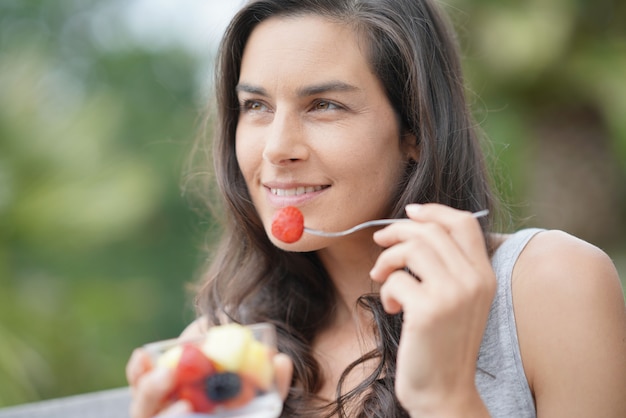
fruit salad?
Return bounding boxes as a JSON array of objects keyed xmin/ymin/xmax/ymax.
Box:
[
  {"xmin": 144, "ymin": 323, "xmax": 282, "ymax": 417},
  {"xmin": 271, "ymin": 206, "xmax": 304, "ymax": 243}
]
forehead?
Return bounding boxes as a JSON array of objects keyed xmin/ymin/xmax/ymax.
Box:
[{"xmin": 239, "ymin": 14, "xmax": 375, "ymax": 87}]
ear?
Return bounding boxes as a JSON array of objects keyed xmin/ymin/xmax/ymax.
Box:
[{"xmin": 401, "ymin": 130, "xmax": 420, "ymax": 162}]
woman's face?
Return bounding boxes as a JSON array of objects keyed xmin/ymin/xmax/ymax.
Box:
[{"xmin": 235, "ymin": 15, "xmax": 413, "ymax": 249}]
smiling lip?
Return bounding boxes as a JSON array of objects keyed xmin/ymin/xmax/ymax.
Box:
[
  {"xmin": 270, "ymin": 185, "xmax": 326, "ymax": 196},
  {"xmin": 264, "ymin": 183, "xmax": 329, "ymax": 206}
]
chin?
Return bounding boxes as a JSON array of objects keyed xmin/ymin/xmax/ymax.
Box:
[{"xmin": 268, "ymin": 235, "xmax": 324, "ymax": 253}]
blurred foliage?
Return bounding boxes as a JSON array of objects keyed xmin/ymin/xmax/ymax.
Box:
[
  {"xmin": 0, "ymin": 0, "xmax": 624, "ymax": 408},
  {"xmin": 0, "ymin": 0, "xmax": 205, "ymax": 405},
  {"xmin": 447, "ymin": 0, "xmax": 626, "ymax": 260}
]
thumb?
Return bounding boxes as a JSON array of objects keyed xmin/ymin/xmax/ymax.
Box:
[
  {"xmin": 126, "ymin": 348, "xmax": 153, "ymax": 387},
  {"xmin": 273, "ymin": 352, "xmax": 293, "ymax": 401}
]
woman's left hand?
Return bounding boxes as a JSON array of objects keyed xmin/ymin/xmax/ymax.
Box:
[{"xmin": 369, "ymin": 203, "xmax": 495, "ymax": 416}]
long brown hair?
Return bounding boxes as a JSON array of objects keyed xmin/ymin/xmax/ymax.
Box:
[{"xmin": 191, "ymin": 0, "xmax": 497, "ymax": 416}]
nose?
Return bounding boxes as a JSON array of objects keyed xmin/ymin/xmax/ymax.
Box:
[{"xmin": 262, "ymin": 109, "xmax": 309, "ymax": 166}]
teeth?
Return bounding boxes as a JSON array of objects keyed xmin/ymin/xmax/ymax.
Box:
[{"xmin": 270, "ymin": 185, "xmax": 324, "ymax": 196}]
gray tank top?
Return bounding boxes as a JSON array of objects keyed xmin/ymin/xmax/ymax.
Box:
[{"xmin": 475, "ymin": 228, "xmax": 543, "ymax": 417}]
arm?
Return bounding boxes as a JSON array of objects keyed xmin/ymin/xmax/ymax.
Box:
[{"xmin": 513, "ymin": 230, "xmax": 626, "ymax": 417}]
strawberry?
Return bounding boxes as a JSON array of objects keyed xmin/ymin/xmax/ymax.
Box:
[
  {"xmin": 175, "ymin": 343, "xmax": 215, "ymax": 386},
  {"xmin": 271, "ymin": 206, "xmax": 304, "ymax": 243}
]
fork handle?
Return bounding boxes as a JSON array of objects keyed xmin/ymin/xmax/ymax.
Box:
[{"xmin": 303, "ymin": 209, "xmax": 489, "ymax": 238}]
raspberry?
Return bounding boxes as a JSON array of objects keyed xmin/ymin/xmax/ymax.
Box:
[
  {"xmin": 205, "ymin": 372, "xmax": 242, "ymax": 402},
  {"xmin": 271, "ymin": 206, "xmax": 304, "ymax": 243}
]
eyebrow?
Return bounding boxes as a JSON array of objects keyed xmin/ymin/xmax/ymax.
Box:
[{"xmin": 235, "ymin": 81, "xmax": 360, "ymax": 97}]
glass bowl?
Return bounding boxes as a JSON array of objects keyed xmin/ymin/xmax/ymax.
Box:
[{"xmin": 143, "ymin": 322, "xmax": 282, "ymax": 418}]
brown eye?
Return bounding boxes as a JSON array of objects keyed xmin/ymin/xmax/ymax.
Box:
[
  {"xmin": 313, "ymin": 100, "xmax": 339, "ymax": 111},
  {"xmin": 316, "ymin": 101, "xmax": 330, "ymax": 110},
  {"xmin": 240, "ymin": 100, "xmax": 268, "ymax": 112}
]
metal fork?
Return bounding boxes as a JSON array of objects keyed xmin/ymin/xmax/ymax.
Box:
[{"xmin": 303, "ymin": 209, "xmax": 489, "ymax": 238}]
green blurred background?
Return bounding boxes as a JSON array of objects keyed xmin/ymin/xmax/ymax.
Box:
[{"xmin": 0, "ymin": 0, "xmax": 624, "ymax": 407}]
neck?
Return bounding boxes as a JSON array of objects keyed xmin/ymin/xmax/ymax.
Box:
[{"xmin": 317, "ymin": 234, "xmax": 382, "ymax": 327}]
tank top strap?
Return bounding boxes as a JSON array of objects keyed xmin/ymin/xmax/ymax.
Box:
[{"xmin": 475, "ymin": 228, "xmax": 545, "ymax": 417}]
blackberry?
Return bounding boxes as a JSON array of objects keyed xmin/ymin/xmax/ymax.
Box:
[{"xmin": 205, "ymin": 372, "xmax": 242, "ymax": 402}]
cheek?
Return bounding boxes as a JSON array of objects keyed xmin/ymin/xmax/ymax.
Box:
[
  {"xmin": 339, "ymin": 150, "xmax": 403, "ymax": 198},
  {"xmin": 350, "ymin": 145, "xmax": 406, "ymax": 205},
  {"xmin": 349, "ymin": 138, "xmax": 404, "ymax": 178},
  {"xmin": 235, "ymin": 133, "xmax": 257, "ymax": 183}
]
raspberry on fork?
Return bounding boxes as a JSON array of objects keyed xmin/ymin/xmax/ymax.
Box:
[{"xmin": 271, "ymin": 206, "xmax": 304, "ymax": 243}]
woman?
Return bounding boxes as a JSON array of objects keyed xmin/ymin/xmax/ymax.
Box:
[{"xmin": 127, "ymin": 0, "xmax": 626, "ymax": 416}]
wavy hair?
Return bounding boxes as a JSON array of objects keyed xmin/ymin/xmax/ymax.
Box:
[{"xmin": 191, "ymin": 0, "xmax": 497, "ymax": 416}]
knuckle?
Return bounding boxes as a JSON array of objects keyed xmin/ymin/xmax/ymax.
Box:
[
  {"xmin": 384, "ymin": 269, "xmax": 406, "ymax": 287},
  {"xmin": 422, "ymin": 221, "xmax": 443, "ymax": 236},
  {"xmin": 404, "ymin": 240, "xmax": 422, "ymax": 257},
  {"xmin": 454, "ymin": 212, "xmax": 473, "ymax": 228},
  {"xmin": 378, "ymin": 247, "xmax": 397, "ymax": 265}
]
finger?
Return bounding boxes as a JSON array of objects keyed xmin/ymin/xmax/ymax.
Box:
[
  {"xmin": 370, "ymin": 218, "xmax": 474, "ymax": 287},
  {"xmin": 127, "ymin": 348, "xmax": 154, "ymax": 387},
  {"xmin": 404, "ymin": 204, "xmax": 496, "ymax": 295},
  {"xmin": 130, "ymin": 367, "xmax": 175, "ymax": 418},
  {"xmin": 370, "ymin": 239, "xmax": 451, "ymax": 286},
  {"xmin": 372, "ymin": 221, "xmax": 472, "ymax": 280},
  {"xmin": 273, "ymin": 352, "xmax": 293, "ymax": 401},
  {"xmin": 405, "ymin": 203, "xmax": 488, "ymax": 260},
  {"xmin": 379, "ymin": 269, "xmax": 424, "ymax": 314}
]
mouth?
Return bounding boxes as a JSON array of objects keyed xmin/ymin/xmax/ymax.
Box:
[{"xmin": 269, "ymin": 185, "xmax": 328, "ymax": 197}]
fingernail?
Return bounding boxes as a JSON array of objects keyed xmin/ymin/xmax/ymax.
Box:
[
  {"xmin": 369, "ymin": 266, "xmax": 378, "ymax": 278},
  {"xmin": 405, "ymin": 204, "xmax": 421, "ymax": 216}
]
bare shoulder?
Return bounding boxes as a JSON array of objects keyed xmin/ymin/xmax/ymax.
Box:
[
  {"xmin": 512, "ymin": 229, "xmax": 622, "ymax": 288},
  {"xmin": 512, "ymin": 229, "xmax": 624, "ymax": 309},
  {"xmin": 511, "ymin": 229, "xmax": 626, "ymax": 417}
]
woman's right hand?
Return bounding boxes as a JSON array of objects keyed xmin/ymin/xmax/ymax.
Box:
[{"xmin": 126, "ymin": 346, "xmax": 294, "ymax": 418}]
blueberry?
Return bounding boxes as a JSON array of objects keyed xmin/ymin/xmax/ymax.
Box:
[{"xmin": 205, "ymin": 372, "xmax": 242, "ymax": 402}]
